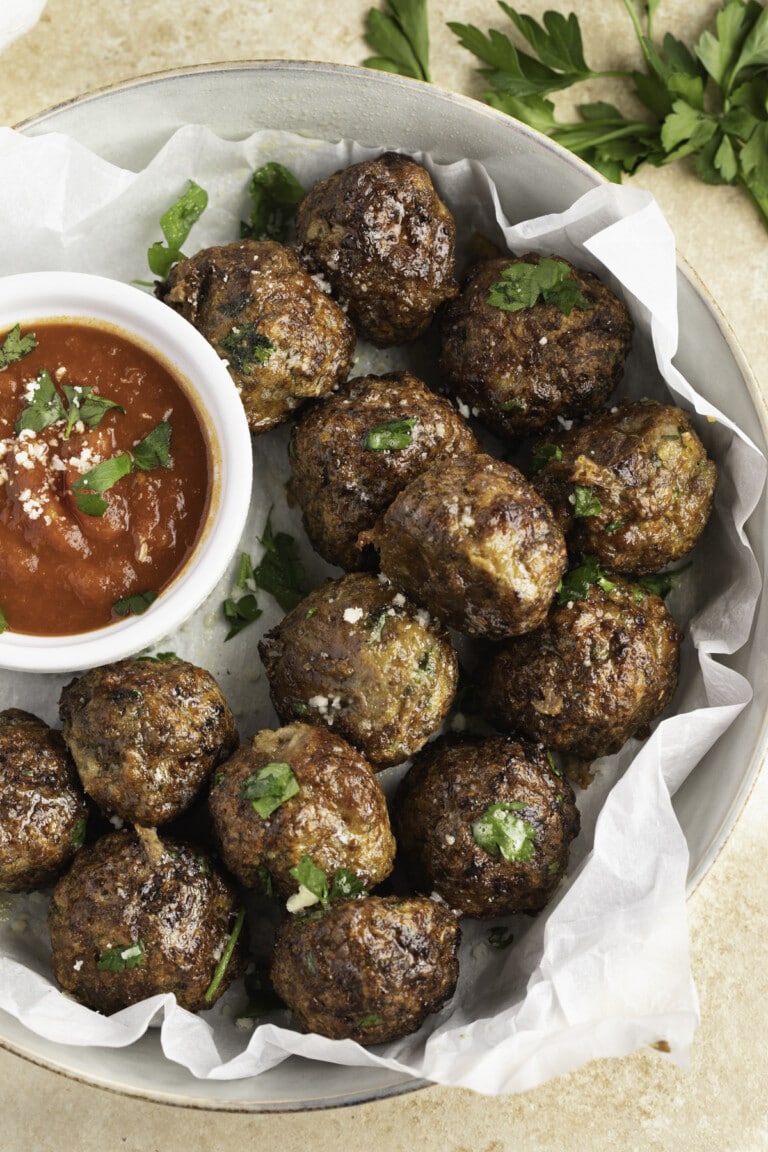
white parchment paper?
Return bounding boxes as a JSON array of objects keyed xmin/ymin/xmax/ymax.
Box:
[{"xmin": 0, "ymin": 124, "xmax": 765, "ymax": 1095}]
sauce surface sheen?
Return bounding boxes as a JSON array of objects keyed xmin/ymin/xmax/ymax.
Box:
[{"xmin": 0, "ymin": 321, "xmax": 211, "ymax": 636}]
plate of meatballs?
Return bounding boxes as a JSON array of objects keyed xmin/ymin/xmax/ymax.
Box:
[{"xmin": 1, "ymin": 66, "xmax": 765, "ymax": 1107}]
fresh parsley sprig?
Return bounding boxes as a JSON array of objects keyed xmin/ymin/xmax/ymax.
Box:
[
  {"xmin": 448, "ymin": 0, "xmax": 768, "ymax": 230},
  {"xmin": 241, "ymin": 162, "xmax": 305, "ymax": 242},
  {"xmin": 363, "ymin": 0, "xmax": 432, "ymax": 81},
  {"xmin": 0, "ymin": 324, "xmax": 37, "ymax": 368},
  {"xmin": 288, "ymin": 855, "xmax": 366, "ymax": 910},
  {"xmin": 147, "ymin": 180, "xmax": 208, "ymax": 279},
  {"xmin": 71, "ymin": 420, "xmax": 172, "ymax": 517}
]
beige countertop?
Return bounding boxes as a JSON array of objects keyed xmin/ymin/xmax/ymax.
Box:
[{"xmin": 1, "ymin": 1, "xmax": 767, "ymax": 1148}]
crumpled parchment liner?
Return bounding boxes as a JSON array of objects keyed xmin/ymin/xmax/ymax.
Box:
[{"xmin": 0, "ymin": 124, "xmax": 765, "ymax": 1095}]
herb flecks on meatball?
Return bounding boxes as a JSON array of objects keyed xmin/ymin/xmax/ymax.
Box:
[
  {"xmin": 258, "ymin": 571, "xmax": 458, "ymax": 769},
  {"xmin": 270, "ymin": 895, "xmax": 461, "ymax": 1043},
  {"xmin": 366, "ymin": 452, "xmax": 568, "ymax": 639},
  {"xmin": 288, "ymin": 371, "xmax": 479, "ymax": 570},
  {"xmin": 484, "ymin": 571, "xmax": 681, "ymax": 760},
  {"xmin": 0, "ymin": 710, "xmax": 88, "ymax": 893},
  {"xmin": 209, "ymin": 722, "xmax": 395, "ymax": 897},
  {"xmin": 296, "ymin": 152, "xmax": 458, "ymax": 345},
  {"xmin": 48, "ymin": 830, "xmax": 244, "ymax": 1014},
  {"xmin": 440, "ymin": 253, "xmax": 633, "ymax": 436},
  {"xmin": 156, "ymin": 239, "xmax": 355, "ymax": 433},
  {"xmin": 59, "ymin": 658, "xmax": 238, "ymax": 827},
  {"xmin": 393, "ymin": 734, "xmax": 579, "ymax": 919},
  {"xmin": 532, "ymin": 400, "xmax": 717, "ymax": 574}
]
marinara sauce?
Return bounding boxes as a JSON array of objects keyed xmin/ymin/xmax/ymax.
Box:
[{"xmin": 0, "ymin": 321, "xmax": 211, "ymax": 636}]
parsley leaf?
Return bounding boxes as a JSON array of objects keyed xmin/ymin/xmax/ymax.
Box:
[
  {"xmin": 14, "ymin": 370, "xmax": 66, "ymax": 434},
  {"xmin": 363, "ymin": 0, "xmax": 431, "ymax": 81},
  {"xmin": 488, "ymin": 259, "xmax": 591, "ymax": 316},
  {"xmin": 288, "ymin": 856, "xmax": 366, "ymax": 909},
  {"xmin": 0, "ymin": 606, "xmax": 8, "ymax": 635},
  {"xmin": 61, "ymin": 385, "xmax": 124, "ymax": 439},
  {"xmin": 557, "ymin": 555, "xmax": 617, "ymax": 604},
  {"xmin": 448, "ymin": 0, "xmax": 768, "ymax": 232},
  {"xmin": 635, "ymin": 562, "xmax": 691, "ymax": 599},
  {"xmin": 97, "ymin": 941, "xmax": 146, "ymax": 972},
  {"xmin": 472, "ymin": 801, "xmax": 537, "ymax": 863},
  {"xmin": 240, "ymin": 761, "xmax": 300, "ymax": 818},
  {"xmin": 148, "ymin": 180, "xmax": 208, "ymax": 279},
  {"xmin": 252, "ymin": 512, "xmax": 308, "ymax": 613},
  {"xmin": 571, "ymin": 484, "xmax": 602, "ymax": 517},
  {"xmin": 364, "ymin": 416, "xmax": 419, "ymax": 450},
  {"xmin": 223, "ymin": 592, "xmax": 263, "ymax": 640},
  {"xmin": 241, "ymin": 162, "xmax": 305, "ymax": 242},
  {"xmin": 530, "ymin": 442, "xmax": 563, "ymax": 473},
  {"xmin": 71, "ymin": 421, "xmax": 172, "ymax": 516},
  {"xmin": 487, "ymin": 925, "xmax": 515, "ymax": 949},
  {"xmin": 219, "ymin": 324, "xmax": 276, "ymax": 375},
  {"xmin": 113, "ymin": 590, "xmax": 158, "ymax": 617},
  {"xmin": 0, "ymin": 324, "xmax": 37, "ymax": 368}
]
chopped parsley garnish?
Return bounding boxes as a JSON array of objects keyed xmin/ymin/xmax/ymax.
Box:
[
  {"xmin": 252, "ymin": 512, "xmax": 308, "ymax": 613},
  {"xmin": 223, "ymin": 515, "xmax": 307, "ymax": 639},
  {"xmin": 357, "ymin": 1013, "xmax": 384, "ymax": 1029},
  {"xmin": 147, "ymin": 180, "xmax": 208, "ymax": 279},
  {"xmin": 571, "ymin": 484, "xmax": 602, "ymax": 517},
  {"xmin": 97, "ymin": 941, "xmax": 146, "ymax": 973},
  {"xmin": 488, "ymin": 259, "xmax": 591, "ymax": 316},
  {"xmin": 71, "ymin": 817, "xmax": 87, "ymax": 849},
  {"xmin": 363, "ymin": 0, "xmax": 431, "ymax": 81},
  {"xmin": 240, "ymin": 761, "xmax": 300, "ymax": 818},
  {"xmin": 204, "ymin": 906, "xmax": 246, "ymax": 1004},
  {"xmin": 113, "ymin": 591, "xmax": 158, "ymax": 617},
  {"xmin": 241, "ymin": 162, "xmax": 305, "ymax": 242},
  {"xmin": 288, "ymin": 855, "xmax": 366, "ymax": 910},
  {"xmin": 557, "ymin": 555, "xmax": 617, "ymax": 604},
  {"xmin": 487, "ymin": 925, "xmax": 515, "ymax": 949},
  {"xmin": 531, "ymin": 442, "xmax": 563, "ymax": 473},
  {"xmin": 15, "ymin": 372, "xmax": 123, "ymax": 438},
  {"xmin": 0, "ymin": 324, "xmax": 37, "ymax": 368},
  {"xmin": 137, "ymin": 651, "xmax": 178, "ymax": 663},
  {"xmin": 472, "ymin": 801, "xmax": 537, "ymax": 863},
  {"xmin": 15, "ymin": 370, "xmax": 65, "ymax": 434},
  {"xmin": 0, "ymin": 606, "xmax": 7, "ymax": 635},
  {"xmin": 635, "ymin": 563, "xmax": 692, "ymax": 600},
  {"xmin": 71, "ymin": 420, "xmax": 172, "ymax": 516},
  {"xmin": 364, "ymin": 416, "xmax": 419, "ymax": 450},
  {"xmin": 219, "ymin": 324, "xmax": 276, "ymax": 375}
]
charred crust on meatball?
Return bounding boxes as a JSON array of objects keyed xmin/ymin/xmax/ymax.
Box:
[
  {"xmin": 270, "ymin": 894, "xmax": 461, "ymax": 1043},
  {"xmin": 295, "ymin": 152, "xmax": 459, "ymax": 345}
]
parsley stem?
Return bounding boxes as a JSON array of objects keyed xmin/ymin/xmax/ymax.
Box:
[
  {"xmin": 619, "ymin": 0, "xmax": 653, "ymax": 67},
  {"xmin": 204, "ymin": 906, "xmax": 245, "ymax": 1004}
]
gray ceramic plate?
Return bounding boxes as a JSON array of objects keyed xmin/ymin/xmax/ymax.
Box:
[{"xmin": 4, "ymin": 60, "xmax": 768, "ymax": 1111}]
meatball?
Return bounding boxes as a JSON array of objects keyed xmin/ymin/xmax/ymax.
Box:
[
  {"xmin": 439, "ymin": 253, "xmax": 633, "ymax": 436},
  {"xmin": 59, "ymin": 658, "xmax": 238, "ymax": 826},
  {"xmin": 366, "ymin": 452, "xmax": 567, "ymax": 639},
  {"xmin": 209, "ymin": 722, "xmax": 395, "ymax": 897},
  {"xmin": 270, "ymin": 895, "xmax": 460, "ymax": 1043},
  {"xmin": 393, "ymin": 734, "xmax": 579, "ymax": 920},
  {"xmin": 48, "ymin": 829, "xmax": 244, "ymax": 1014},
  {"xmin": 483, "ymin": 573, "xmax": 681, "ymax": 760},
  {"xmin": 288, "ymin": 371, "xmax": 479, "ymax": 570},
  {"xmin": 0, "ymin": 710, "xmax": 88, "ymax": 892},
  {"xmin": 532, "ymin": 400, "xmax": 717, "ymax": 573},
  {"xmin": 295, "ymin": 152, "xmax": 458, "ymax": 345},
  {"xmin": 258, "ymin": 571, "xmax": 458, "ymax": 769},
  {"xmin": 156, "ymin": 239, "xmax": 355, "ymax": 433}
]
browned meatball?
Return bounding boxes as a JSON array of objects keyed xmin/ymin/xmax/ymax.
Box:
[
  {"xmin": 532, "ymin": 400, "xmax": 717, "ymax": 573},
  {"xmin": 59, "ymin": 658, "xmax": 238, "ymax": 826},
  {"xmin": 0, "ymin": 710, "xmax": 88, "ymax": 892},
  {"xmin": 209, "ymin": 722, "xmax": 395, "ymax": 897},
  {"xmin": 258, "ymin": 571, "xmax": 458, "ymax": 769},
  {"xmin": 295, "ymin": 152, "xmax": 458, "ymax": 345},
  {"xmin": 156, "ymin": 239, "xmax": 355, "ymax": 433},
  {"xmin": 439, "ymin": 253, "xmax": 633, "ymax": 436},
  {"xmin": 366, "ymin": 452, "xmax": 567, "ymax": 639},
  {"xmin": 288, "ymin": 371, "xmax": 479, "ymax": 570},
  {"xmin": 484, "ymin": 573, "xmax": 681, "ymax": 760},
  {"xmin": 270, "ymin": 895, "xmax": 460, "ymax": 1043},
  {"xmin": 48, "ymin": 829, "xmax": 244, "ymax": 1014},
  {"xmin": 393, "ymin": 734, "xmax": 579, "ymax": 920}
]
